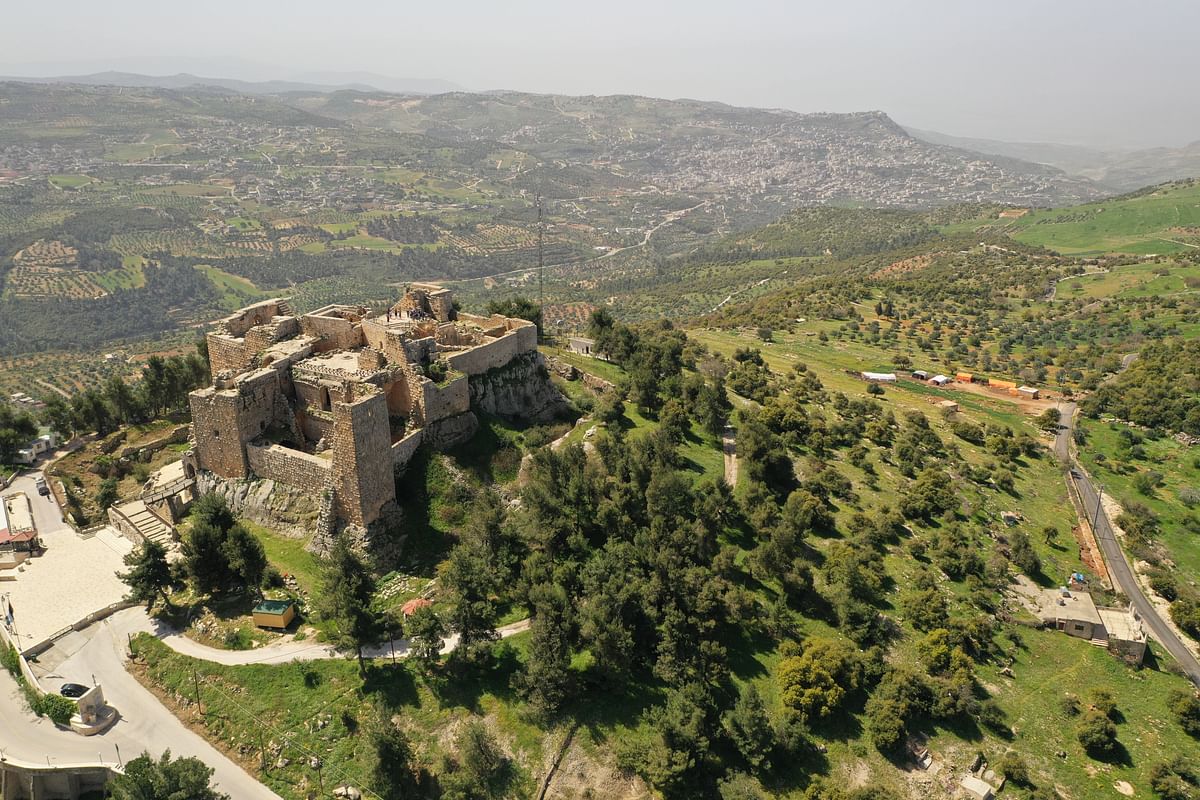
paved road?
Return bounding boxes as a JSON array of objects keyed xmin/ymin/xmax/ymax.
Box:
[
  {"xmin": 7, "ymin": 471, "xmax": 70, "ymax": 539},
  {"xmin": 1055, "ymin": 402, "xmax": 1200, "ymax": 686},
  {"xmin": 1, "ymin": 609, "xmax": 281, "ymax": 799},
  {"xmin": 156, "ymin": 616, "xmax": 532, "ymax": 666}
]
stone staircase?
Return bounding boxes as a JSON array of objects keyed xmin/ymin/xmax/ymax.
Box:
[
  {"xmin": 275, "ymin": 300, "xmax": 294, "ymax": 317},
  {"xmin": 1090, "ymin": 637, "xmax": 1110, "ymax": 648},
  {"xmin": 109, "ymin": 500, "xmax": 175, "ymax": 546}
]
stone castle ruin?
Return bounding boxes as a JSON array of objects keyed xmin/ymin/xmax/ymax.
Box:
[{"xmin": 185, "ymin": 283, "xmax": 562, "ymax": 537}]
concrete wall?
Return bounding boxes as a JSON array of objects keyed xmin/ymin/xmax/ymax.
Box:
[
  {"xmin": 246, "ymin": 443, "xmax": 332, "ymax": 494},
  {"xmin": 0, "ymin": 760, "xmax": 114, "ymax": 799}
]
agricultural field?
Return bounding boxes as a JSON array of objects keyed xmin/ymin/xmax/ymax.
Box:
[{"xmin": 968, "ymin": 180, "xmax": 1200, "ymax": 255}]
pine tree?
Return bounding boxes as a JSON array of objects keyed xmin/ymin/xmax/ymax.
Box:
[
  {"xmin": 520, "ymin": 582, "xmax": 573, "ymax": 719},
  {"xmin": 319, "ymin": 538, "xmax": 383, "ymax": 672},
  {"xmin": 223, "ymin": 523, "xmax": 267, "ymax": 596},
  {"xmin": 119, "ymin": 539, "xmax": 178, "ymax": 610}
]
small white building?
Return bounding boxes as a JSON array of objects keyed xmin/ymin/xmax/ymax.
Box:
[
  {"xmin": 911, "ymin": 370, "xmax": 929, "ymax": 380},
  {"xmin": 861, "ymin": 371, "xmax": 897, "ymax": 383},
  {"xmin": 930, "ymin": 375, "xmax": 951, "ymax": 386},
  {"xmin": 568, "ymin": 337, "xmax": 598, "ymax": 357},
  {"xmin": 15, "ymin": 432, "xmax": 58, "ymax": 465},
  {"xmin": 1017, "ymin": 386, "xmax": 1040, "ymax": 400}
]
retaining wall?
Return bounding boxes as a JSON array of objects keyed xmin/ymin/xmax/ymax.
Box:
[{"xmin": 246, "ymin": 443, "xmax": 332, "ymax": 494}]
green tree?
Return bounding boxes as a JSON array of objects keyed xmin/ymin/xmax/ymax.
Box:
[
  {"xmin": 519, "ymin": 582, "xmax": 573, "ymax": 719},
  {"xmin": 222, "ymin": 523, "xmax": 267, "ymax": 596},
  {"xmin": 40, "ymin": 395, "xmax": 75, "ymax": 440},
  {"xmin": 1168, "ymin": 688, "xmax": 1200, "ymax": 737},
  {"xmin": 723, "ymin": 684, "xmax": 774, "ymax": 772},
  {"xmin": 777, "ymin": 638, "xmax": 863, "ymax": 721},
  {"xmin": 319, "ymin": 538, "xmax": 383, "ymax": 672},
  {"xmin": 108, "ymin": 750, "xmax": 229, "ymax": 800},
  {"xmin": 0, "ymin": 404, "xmax": 38, "ymax": 463},
  {"xmin": 1077, "ymin": 709, "xmax": 1120, "ymax": 759},
  {"xmin": 407, "ymin": 604, "xmax": 446, "ymax": 672},
  {"xmin": 104, "ymin": 375, "xmax": 143, "ymax": 424},
  {"xmin": 95, "ymin": 477, "xmax": 120, "ymax": 511},
  {"xmin": 366, "ymin": 705, "xmax": 420, "ymax": 800},
  {"xmin": 441, "ymin": 720, "xmax": 514, "ymax": 800},
  {"xmin": 183, "ymin": 521, "xmax": 235, "ymax": 595},
  {"xmin": 120, "ymin": 539, "xmax": 178, "ymax": 610}
]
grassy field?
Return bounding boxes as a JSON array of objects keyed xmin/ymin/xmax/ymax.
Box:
[
  {"xmin": 1005, "ymin": 182, "xmax": 1200, "ymax": 255},
  {"xmin": 1076, "ymin": 418, "xmax": 1200, "ymax": 577}
]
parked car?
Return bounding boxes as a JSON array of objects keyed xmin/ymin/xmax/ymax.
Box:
[
  {"xmin": 59, "ymin": 683, "xmax": 89, "ymax": 698},
  {"xmin": 34, "ymin": 476, "xmax": 49, "ymax": 496},
  {"xmin": 1070, "ymin": 469, "xmax": 1082, "ymax": 479}
]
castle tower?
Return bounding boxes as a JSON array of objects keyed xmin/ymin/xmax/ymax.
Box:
[{"xmin": 330, "ymin": 383, "xmax": 395, "ymax": 526}]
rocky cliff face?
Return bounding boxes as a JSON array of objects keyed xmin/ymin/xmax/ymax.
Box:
[
  {"xmin": 196, "ymin": 471, "xmax": 320, "ymax": 539},
  {"xmin": 468, "ymin": 351, "xmax": 570, "ymax": 423}
]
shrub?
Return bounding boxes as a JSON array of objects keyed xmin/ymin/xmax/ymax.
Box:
[
  {"xmin": 999, "ymin": 752, "xmax": 1031, "ymax": 786},
  {"xmin": 1151, "ymin": 574, "xmax": 1179, "ymax": 601},
  {"xmin": 1180, "ymin": 487, "xmax": 1200, "ymax": 508},
  {"xmin": 1077, "ymin": 709, "xmax": 1119, "ymax": 759},
  {"xmin": 37, "ymin": 693, "xmax": 78, "ymax": 726}
]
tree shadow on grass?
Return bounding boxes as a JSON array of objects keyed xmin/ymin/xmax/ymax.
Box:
[
  {"xmin": 362, "ymin": 662, "xmax": 419, "ymax": 709},
  {"xmin": 428, "ymin": 642, "xmax": 522, "ymax": 713}
]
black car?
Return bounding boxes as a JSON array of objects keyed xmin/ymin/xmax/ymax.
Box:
[
  {"xmin": 59, "ymin": 683, "xmax": 89, "ymax": 698},
  {"xmin": 1070, "ymin": 469, "xmax": 1082, "ymax": 479}
]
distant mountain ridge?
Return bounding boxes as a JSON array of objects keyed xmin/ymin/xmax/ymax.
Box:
[
  {"xmin": 905, "ymin": 126, "xmax": 1200, "ymax": 193},
  {"xmin": 0, "ymin": 70, "xmax": 464, "ymax": 96}
]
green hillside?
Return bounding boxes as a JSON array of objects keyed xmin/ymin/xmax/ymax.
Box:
[{"xmin": 985, "ymin": 180, "xmax": 1200, "ymax": 255}]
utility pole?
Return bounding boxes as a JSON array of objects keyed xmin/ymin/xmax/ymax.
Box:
[
  {"xmin": 1091, "ymin": 483, "xmax": 1105, "ymax": 540},
  {"xmin": 191, "ymin": 664, "xmax": 203, "ymax": 717},
  {"xmin": 537, "ymin": 193, "xmax": 544, "ymax": 340}
]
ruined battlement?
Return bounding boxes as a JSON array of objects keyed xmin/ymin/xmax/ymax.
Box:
[{"xmin": 189, "ymin": 283, "xmax": 543, "ymax": 529}]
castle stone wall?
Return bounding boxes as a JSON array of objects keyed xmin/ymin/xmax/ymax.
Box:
[
  {"xmin": 391, "ymin": 428, "xmax": 424, "ymax": 469},
  {"xmin": 207, "ymin": 333, "xmax": 252, "ymax": 375},
  {"xmin": 189, "ymin": 367, "xmax": 286, "ymax": 478},
  {"xmin": 331, "ymin": 387, "xmax": 395, "ymax": 526},
  {"xmin": 444, "ymin": 323, "xmax": 537, "ymax": 376},
  {"xmin": 300, "ymin": 312, "xmax": 364, "ymax": 353},
  {"xmin": 246, "ymin": 443, "xmax": 332, "ymax": 494}
]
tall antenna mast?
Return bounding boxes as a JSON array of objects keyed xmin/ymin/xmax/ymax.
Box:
[{"xmin": 536, "ymin": 192, "xmax": 544, "ymax": 338}]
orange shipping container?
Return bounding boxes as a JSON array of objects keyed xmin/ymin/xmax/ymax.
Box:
[{"xmin": 955, "ymin": 372, "xmax": 973, "ymax": 383}]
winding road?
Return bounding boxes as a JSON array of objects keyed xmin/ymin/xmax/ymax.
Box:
[{"xmin": 1055, "ymin": 399, "xmax": 1200, "ymax": 687}]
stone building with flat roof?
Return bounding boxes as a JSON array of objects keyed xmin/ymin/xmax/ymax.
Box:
[{"xmin": 187, "ymin": 284, "xmax": 558, "ymax": 532}]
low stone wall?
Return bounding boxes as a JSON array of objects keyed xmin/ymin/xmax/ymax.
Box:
[
  {"xmin": 118, "ymin": 424, "xmax": 189, "ymax": 462},
  {"xmin": 246, "ymin": 443, "xmax": 332, "ymax": 494}
]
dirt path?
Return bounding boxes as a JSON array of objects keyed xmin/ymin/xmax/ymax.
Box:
[
  {"xmin": 35, "ymin": 378, "xmax": 70, "ymax": 399},
  {"xmin": 722, "ymin": 426, "xmax": 738, "ymax": 486}
]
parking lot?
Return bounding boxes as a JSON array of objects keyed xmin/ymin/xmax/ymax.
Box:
[{"xmin": 1, "ymin": 472, "xmax": 134, "ymax": 650}]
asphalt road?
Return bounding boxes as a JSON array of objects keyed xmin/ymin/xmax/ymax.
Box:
[
  {"xmin": 1056, "ymin": 402, "xmax": 1200, "ymax": 687},
  {"xmin": 1, "ymin": 610, "xmax": 281, "ymax": 799},
  {"xmin": 8, "ymin": 470, "xmax": 71, "ymax": 538}
]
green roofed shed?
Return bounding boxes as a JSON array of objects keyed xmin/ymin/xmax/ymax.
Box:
[{"xmin": 252, "ymin": 598, "xmax": 296, "ymax": 629}]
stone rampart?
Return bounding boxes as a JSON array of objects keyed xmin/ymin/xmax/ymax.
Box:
[
  {"xmin": 391, "ymin": 428, "xmax": 424, "ymax": 470},
  {"xmin": 444, "ymin": 324, "xmax": 537, "ymax": 376},
  {"xmin": 246, "ymin": 443, "xmax": 332, "ymax": 494}
]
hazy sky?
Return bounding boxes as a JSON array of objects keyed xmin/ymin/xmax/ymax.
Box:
[{"xmin": 2, "ymin": 0, "xmax": 1197, "ymax": 148}]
